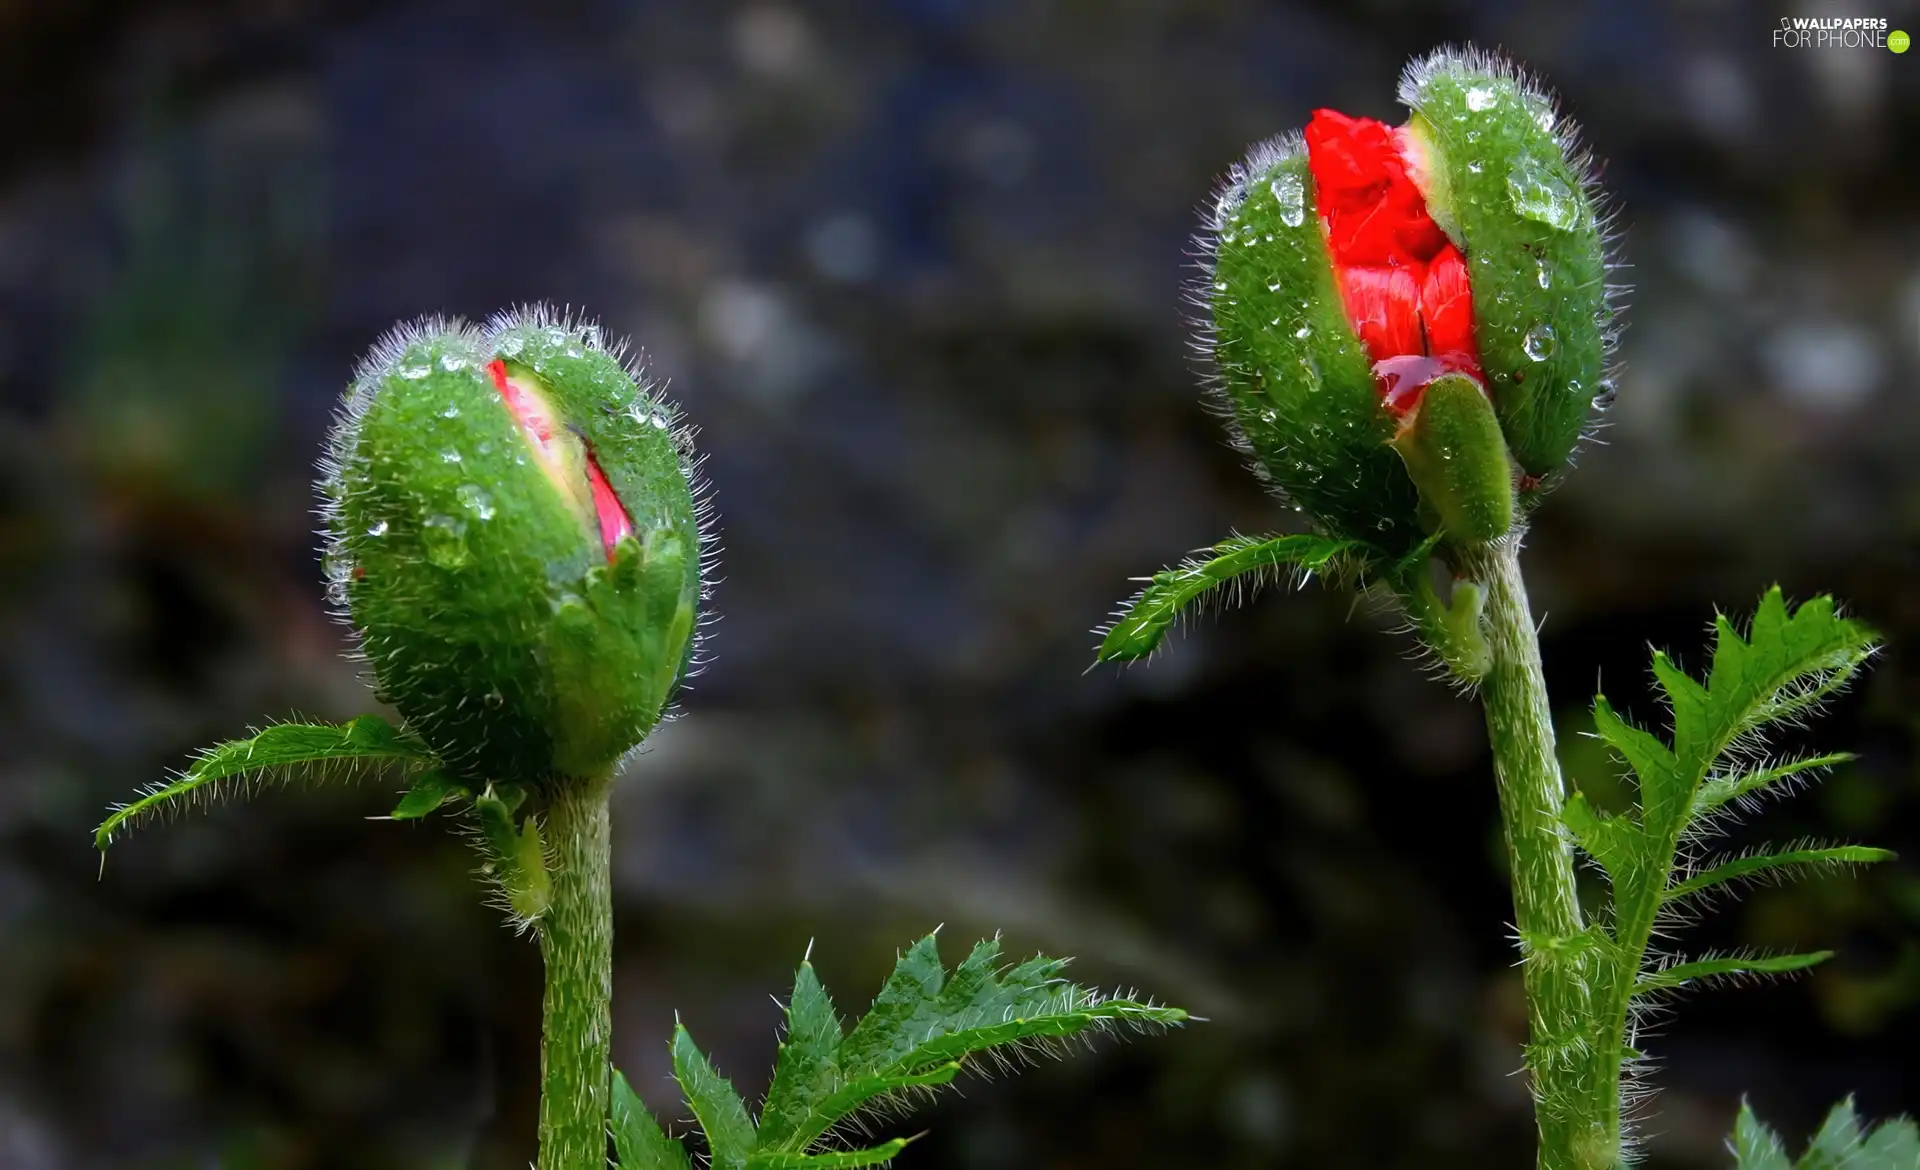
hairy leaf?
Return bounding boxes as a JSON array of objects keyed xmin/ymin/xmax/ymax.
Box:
[
  {"xmin": 390, "ymin": 768, "xmax": 465, "ymax": 819},
  {"xmin": 749, "ymin": 1140, "xmax": 912, "ymax": 1169},
  {"xmin": 612, "ymin": 1069, "xmax": 691, "ymax": 1170},
  {"xmin": 615, "ymin": 933, "xmax": 1185, "ymax": 1170},
  {"xmin": 1568, "ymin": 591, "xmax": 1882, "ymax": 1044},
  {"xmin": 756, "ymin": 959, "xmax": 844, "ymax": 1150},
  {"xmin": 97, "ymin": 715, "xmax": 434, "ymax": 849},
  {"xmin": 1097, "ymin": 533, "xmax": 1360, "ymax": 662},
  {"xmin": 1730, "ymin": 1096, "xmax": 1920, "ymax": 1170},
  {"xmin": 1636, "ymin": 951, "xmax": 1831, "ymax": 996},
  {"xmin": 673, "ymin": 1023, "xmax": 756, "ymax": 1170},
  {"xmin": 1694, "ymin": 753, "xmax": 1854, "ymax": 819},
  {"xmin": 1664, "ymin": 845, "xmax": 1894, "ymax": 903},
  {"xmin": 1731, "ymin": 1099, "xmax": 1793, "ymax": 1170}
]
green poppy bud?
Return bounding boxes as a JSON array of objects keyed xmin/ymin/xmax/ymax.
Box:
[
  {"xmin": 1200, "ymin": 47, "xmax": 1614, "ymax": 552},
  {"xmin": 320, "ymin": 307, "xmax": 707, "ymax": 787}
]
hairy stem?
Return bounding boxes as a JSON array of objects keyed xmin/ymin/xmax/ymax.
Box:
[
  {"xmin": 1461, "ymin": 538, "xmax": 1612, "ymax": 1170},
  {"xmin": 536, "ymin": 773, "xmax": 614, "ymax": 1170}
]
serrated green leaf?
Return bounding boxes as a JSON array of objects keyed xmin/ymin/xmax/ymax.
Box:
[
  {"xmin": 390, "ymin": 769, "xmax": 464, "ymax": 819},
  {"xmin": 1801, "ymin": 1096, "xmax": 1865, "ymax": 1170},
  {"xmin": 672, "ymin": 1023, "xmax": 755, "ymax": 1170},
  {"xmin": 794, "ymin": 1063, "xmax": 961, "ymax": 1142},
  {"xmin": 1636, "ymin": 951, "xmax": 1831, "ymax": 996},
  {"xmin": 1729, "ymin": 1097, "xmax": 1920, "ymax": 1170},
  {"xmin": 1854, "ymin": 1116, "xmax": 1920, "ymax": 1169},
  {"xmin": 756, "ymin": 961, "xmax": 844, "ymax": 1149},
  {"xmin": 1097, "ymin": 533, "xmax": 1361, "ymax": 662},
  {"xmin": 1591, "ymin": 696, "xmax": 1680, "ymax": 823},
  {"xmin": 1664, "ymin": 845, "xmax": 1894, "ymax": 903},
  {"xmin": 1694, "ymin": 589, "xmax": 1876, "ymax": 773},
  {"xmin": 747, "ymin": 933, "xmax": 1186, "ymax": 1158},
  {"xmin": 747, "ymin": 1138, "xmax": 912, "ymax": 1169},
  {"xmin": 1694, "ymin": 754, "xmax": 1855, "ymax": 819},
  {"xmin": 1651, "ymin": 650, "xmax": 1711, "ymax": 762},
  {"xmin": 96, "ymin": 716, "xmax": 434, "ymax": 849},
  {"xmin": 1562, "ymin": 791, "xmax": 1639, "ymax": 885},
  {"xmin": 612, "ymin": 1068, "xmax": 691, "ymax": 1170},
  {"xmin": 1730, "ymin": 1098, "xmax": 1792, "ymax": 1170},
  {"xmin": 837, "ymin": 935, "xmax": 949, "ymax": 1074}
]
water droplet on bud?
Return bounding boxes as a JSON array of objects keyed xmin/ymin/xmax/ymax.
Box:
[
  {"xmin": 1270, "ymin": 171, "xmax": 1307, "ymax": 227},
  {"xmin": 1523, "ymin": 323, "xmax": 1558, "ymax": 361},
  {"xmin": 422, "ymin": 514, "xmax": 469, "ymax": 569},
  {"xmin": 1466, "ymin": 85, "xmax": 1499, "ymax": 111},
  {"xmin": 1507, "ymin": 157, "xmax": 1583, "ymax": 231},
  {"xmin": 367, "ymin": 520, "xmax": 389, "ymax": 537},
  {"xmin": 457, "ymin": 484, "xmax": 496, "ymax": 520}
]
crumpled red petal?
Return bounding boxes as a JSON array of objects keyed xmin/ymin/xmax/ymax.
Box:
[{"xmin": 1305, "ymin": 109, "xmax": 1483, "ymax": 412}]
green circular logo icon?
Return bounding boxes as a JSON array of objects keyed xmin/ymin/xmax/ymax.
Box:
[{"xmin": 1893, "ymin": 29, "xmax": 1911, "ymax": 53}]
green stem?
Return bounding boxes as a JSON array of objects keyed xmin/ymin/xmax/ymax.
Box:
[
  {"xmin": 536, "ymin": 773, "xmax": 614, "ymax": 1170},
  {"xmin": 1460, "ymin": 538, "xmax": 1613, "ymax": 1170}
]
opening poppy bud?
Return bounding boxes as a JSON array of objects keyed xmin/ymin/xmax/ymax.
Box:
[
  {"xmin": 1398, "ymin": 49, "xmax": 1613, "ymax": 485},
  {"xmin": 320, "ymin": 307, "xmax": 706, "ymax": 786},
  {"xmin": 1389, "ymin": 372, "xmax": 1515, "ymax": 546}
]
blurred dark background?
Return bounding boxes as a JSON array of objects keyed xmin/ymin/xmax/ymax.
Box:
[{"xmin": 1, "ymin": 1, "xmax": 1917, "ymax": 1166}]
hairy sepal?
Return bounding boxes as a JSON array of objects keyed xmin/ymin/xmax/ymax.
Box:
[
  {"xmin": 1400, "ymin": 48, "xmax": 1613, "ymax": 485},
  {"xmin": 1202, "ymin": 140, "xmax": 1425, "ymax": 550}
]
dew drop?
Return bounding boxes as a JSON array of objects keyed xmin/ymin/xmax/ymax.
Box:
[
  {"xmin": 457, "ymin": 484, "xmax": 496, "ymax": 520},
  {"xmin": 1507, "ymin": 157, "xmax": 1584, "ymax": 231},
  {"xmin": 439, "ymin": 353, "xmax": 470, "ymax": 372},
  {"xmin": 398, "ymin": 363, "xmax": 432, "ymax": 380},
  {"xmin": 366, "ymin": 520, "xmax": 389, "ymax": 537},
  {"xmin": 498, "ymin": 335, "xmax": 526, "ymax": 357},
  {"xmin": 1523, "ymin": 323, "xmax": 1558, "ymax": 361},
  {"xmin": 1294, "ymin": 324, "xmax": 1312, "ymax": 340},
  {"xmin": 1466, "ymin": 85, "xmax": 1499, "ymax": 111},
  {"xmin": 441, "ymin": 447, "xmax": 463, "ymax": 464},
  {"xmin": 1536, "ymin": 260, "xmax": 1552, "ymax": 289},
  {"xmin": 1467, "ymin": 161, "xmax": 1484, "ymax": 175},
  {"xmin": 422, "ymin": 514, "xmax": 469, "ymax": 569},
  {"xmin": 1270, "ymin": 170, "xmax": 1307, "ymax": 227},
  {"xmin": 441, "ymin": 404, "xmax": 461, "ymax": 419}
]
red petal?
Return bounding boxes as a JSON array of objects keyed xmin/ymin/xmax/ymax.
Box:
[
  {"xmin": 1420, "ymin": 244, "xmax": 1481, "ymax": 375},
  {"xmin": 584, "ymin": 454, "xmax": 635, "ymax": 554},
  {"xmin": 493, "ymin": 358, "xmax": 635, "ymax": 560},
  {"xmin": 1338, "ymin": 266, "xmax": 1424, "ymax": 363}
]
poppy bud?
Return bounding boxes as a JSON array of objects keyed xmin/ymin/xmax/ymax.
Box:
[
  {"xmin": 320, "ymin": 307, "xmax": 706, "ymax": 787},
  {"xmin": 1200, "ymin": 48, "xmax": 1613, "ymax": 553}
]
